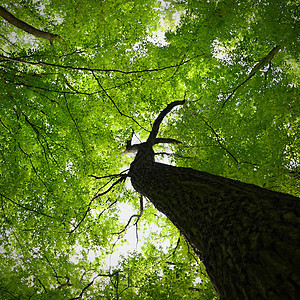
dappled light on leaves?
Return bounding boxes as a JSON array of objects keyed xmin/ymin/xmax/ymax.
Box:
[{"xmin": 0, "ymin": 0, "xmax": 299, "ymax": 299}]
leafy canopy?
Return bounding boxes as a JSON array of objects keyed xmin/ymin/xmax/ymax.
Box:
[{"xmin": 0, "ymin": 0, "xmax": 298, "ymax": 299}]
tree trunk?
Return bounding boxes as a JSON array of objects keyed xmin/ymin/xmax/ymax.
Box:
[{"xmin": 129, "ymin": 159, "xmax": 300, "ymax": 299}]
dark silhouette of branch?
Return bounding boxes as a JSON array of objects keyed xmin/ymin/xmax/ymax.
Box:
[
  {"xmin": 92, "ymin": 176, "xmax": 127, "ymax": 201},
  {"xmin": 155, "ymin": 152, "xmax": 192, "ymax": 159},
  {"xmin": 0, "ymin": 6, "xmax": 61, "ymax": 44},
  {"xmin": 185, "ymin": 240, "xmax": 201, "ymax": 264},
  {"xmin": 115, "ymin": 195, "xmax": 144, "ymax": 235},
  {"xmin": 0, "ymin": 193, "xmax": 53, "ymax": 218},
  {"xmin": 70, "ymin": 271, "xmax": 120, "ymax": 300},
  {"xmin": 58, "ymin": 276, "xmax": 73, "ymax": 290},
  {"xmin": 89, "ymin": 169, "xmax": 129, "ymax": 180},
  {"xmin": 221, "ymin": 73, "xmax": 256, "ymax": 108},
  {"xmin": 0, "ymin": 54, "xmax": 200, "ymax": 75},
  {"xmin": 221, "ymin": 45, "xmax": 281, "ymax": 108},
  {"xmin": 18, "ymin": 140, "xmax": 51, "ymax": 192},
  {"xmin": 4, "ymin": 77, "xmax": 99, "ymax": 96},
  {"xmin": 69, "ymin": 176, "xmax": 126, "ymax": 234},
  {"xmin": 0, "ymin": 118, "xmax": 11, "ymax": 132},
  {"xmin": 124, "ymin": 138, "xmax": 182, "ymax": 154},
  {"xmin": 0, "ymin": 287, "xmax": 20, "ymax": 300},
  {"xmin": 63, "ymin": 94, "xmax": 86, "ymax": 155},
  {"xmin": 36, "ymin": 278, "xmax": 47, "ymax": 293},
  {"xmin": 97, "ymin": 199, "xmax": 118, "ymax": 219},
  {"xmin": 147, "ymin": 100, "xmax": 185, "ymax": 146},
  {"xmin": 152, "ymin": 235, "xmax": 181, "ymax": 269},
  {"xmin": 167, "ymin": 237, "xmax": 181, "ymax": 258},
  {"xmin": 202, "ymin": 118, "xmax": 239, "ymax": 164},
  {"xmin": 43, "ymin": 254, "xmax": 62, "ymax": 285},
  {"xmin": 91, "ymin": 71, "xmax": 149, "ymax": 132},
  {"xmin": 153, "ymin": 138, "xmax": 182, "ymax": 145}
]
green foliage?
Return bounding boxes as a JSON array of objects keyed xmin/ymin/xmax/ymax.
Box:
[{"xmin": 0, "ymin": 0, "xmax": 298, "ymax": 298}]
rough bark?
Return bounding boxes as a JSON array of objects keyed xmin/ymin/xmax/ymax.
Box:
[
  {"xmin": 0, "ymin": 6, "xmax": 59, "ymax": 43},
  {"xmin": 127, "ymin": 101, "xmax": 300, "ymax": 299}
]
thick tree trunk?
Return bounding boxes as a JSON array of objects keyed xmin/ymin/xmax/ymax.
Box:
[{"xmin": 129, "ymin": 159, "xmax": 300, "ymax": 299}]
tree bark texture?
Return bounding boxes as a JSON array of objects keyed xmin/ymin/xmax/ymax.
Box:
[
  {"xmin": 0, "ymin": 6, "xmax": 59, "ymax": 43},
  {"xmin": 129, "ymin": 158, "xmax": 300, "ymax": 299}
]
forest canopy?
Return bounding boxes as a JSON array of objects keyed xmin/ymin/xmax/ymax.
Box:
[{"xmin": 0, "ymin": 0, "xmax": 299, "ymax": 299}]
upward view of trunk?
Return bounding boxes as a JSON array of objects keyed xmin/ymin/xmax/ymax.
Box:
[
  {"xmin": 127, "ymin": 101, "xmax": 300, "ymax": 300},
  {"xmin": 129, "ymin": 160, "xmax": 300, "ymax": 299}
]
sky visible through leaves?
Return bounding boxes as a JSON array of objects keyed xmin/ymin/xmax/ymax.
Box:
[{"xmin": 0, "ymin": 0, "xmax": 299, "ymax": 299}]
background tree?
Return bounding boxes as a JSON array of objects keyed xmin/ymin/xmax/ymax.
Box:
[{"xmin": 0, "ymin": 0, "xmax": 299, "ymax": 299}]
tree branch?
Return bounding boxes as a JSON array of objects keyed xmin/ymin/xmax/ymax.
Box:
[
  {"xmin": 147, "ymin": 100, "xmax": 185, "ymax": 146},
  {"xmin": 153, "ymin": 138, "xmax": 182, "ymax": 145},
  {"xmin": 0, "ymin": 6, "xmax": 60, "ymax": 44},
  {"xmin": 202, "ymin": 118, "xmax": 239, "ymax": 164},
  {"xmin": 91, "ymin": 71, "xmax": 149, "ymax": 132},
  {"xmin": 0, "ymin": 193, "xmax": 53, "ymax": 219},
  {"xmin": 221, "ymin": 45, "xmax": 281, "ymax": 108},
  {"xmin": 89, "ymin": 170, "xmax": 129, "ymax": 180},
  {"xmin": 154, "ymin": 152, "xmax": 192, "ymax": 159},
  {"xmin": 36, "ymin": 277, "xmax": 47, "ymax": 293},
  {"xmin": 115, "ymin": 195, "xmax": 144, "ymax": 235},
  {"xmin": 70, "ymin": 271, "xmax": 120, "ymax": 300},
  {"xmin": 63, "ymin": 93, "xmax": 86, "ymax": 155},
  {"xmin": 124, "ymin": 138, "xmax": 182, "ymax": 154},
  {"xmin": 0, "ymin": 54, "xmax": 199, "ymax": 75},
  {"xmin": 69, "ymin": 176, "xmax": 126, "ymax": 234}
]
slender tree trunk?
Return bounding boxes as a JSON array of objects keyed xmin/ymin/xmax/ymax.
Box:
[
  {"xmin": 0, "ymin": 6, "xmax": 59, "ymax": 43},
  {"xmin": 129, "ymin": 159, "xmax": 300, "ymax": 299}
]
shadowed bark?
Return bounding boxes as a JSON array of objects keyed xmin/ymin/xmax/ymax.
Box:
[
  {"xmin": 0, "ymin": 5, "xmax": 60, "ymax": 43},
  {"xmin": 127, "ymin": 101, "xmax": 300, "ymax": 299}
]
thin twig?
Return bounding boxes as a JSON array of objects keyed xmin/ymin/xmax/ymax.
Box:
[
  {"xmin": 70, "ymin": 271, "xmax": 120, "ymax": 300},
  {"xmin": 114, "ymin": 195, "xmax": 144, "ymax": 235},
  {"xmin": 0, "ymin": 53, "xmax": 202, "ymax": 75},
  {"xmin": 221, "ymin": 45, "xmax": 281, "ymax": 108},
  {"xmin": 69, "ymin": 176, "xmax": 126, "ymax": 234},
  {"xmin": 155, "ymin": 152, "xmax": 192, "ymax": 159},
  {"xmin": 202, "ymin": 118, "xmax": 239, "ymax": 164},
  {"xmin": 0, "ymin": 193, "xmax": 53, "ymax": 218},
  {"xmin": 91, "ymin": 71, "xmax": 149, "ymax": 132},
  {"xmin": 89, "ymin": 169, "xmax": 129, "ymax": 180},
  {"xmin": 63, "ymin": 93, "xmax": 86, "ymax": 155}
]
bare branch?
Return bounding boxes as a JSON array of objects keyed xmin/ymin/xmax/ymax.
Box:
[
  {"xmin": 0, "ymin": 54, "xmax": 199, "ymax": 75},
  {"xmin": 92, "ymin": 71, "xmax": 149, "ymax": 132},
  {"xmin": 0, "ymin": 193, "xmax": 53, "ymax": 219},
  {"xmin": 202, "ymin": 118, "xmax": 239, "ymax": 164},
  {"xmin": 0, "ymin": 6, "xmax": 60, "ymax": 44},
  {"xmin": 89, "ymin": 169, "xmax": 129, "ymax": 180},
  {"xmin": 98, "ymin": 199, "xmax": 118, "ymax": 219},
  {"xmin": 69, "ymin": 176, "xmax": 126, "ymax": 234},
  {"xmin": 147, "ymin": 100, "xmax": 185, "ymax": 146},
  {"xmin": 155, "ymin": 152, "xmax": 192, "ymax": 159},
  {"xmin": 70, "ymin": 271, "xmax": 120, "ymax": 300},
  {"xmin": 114, "ymin": 195, "xmax": 144, "ymax": 235},
  {"xmin": 221, "ymin": 45, "xmax": 281, "ymax": 108},
  {"xmin": 153, "ymin": 138, "xmax": 182, "ymax": 145}
]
